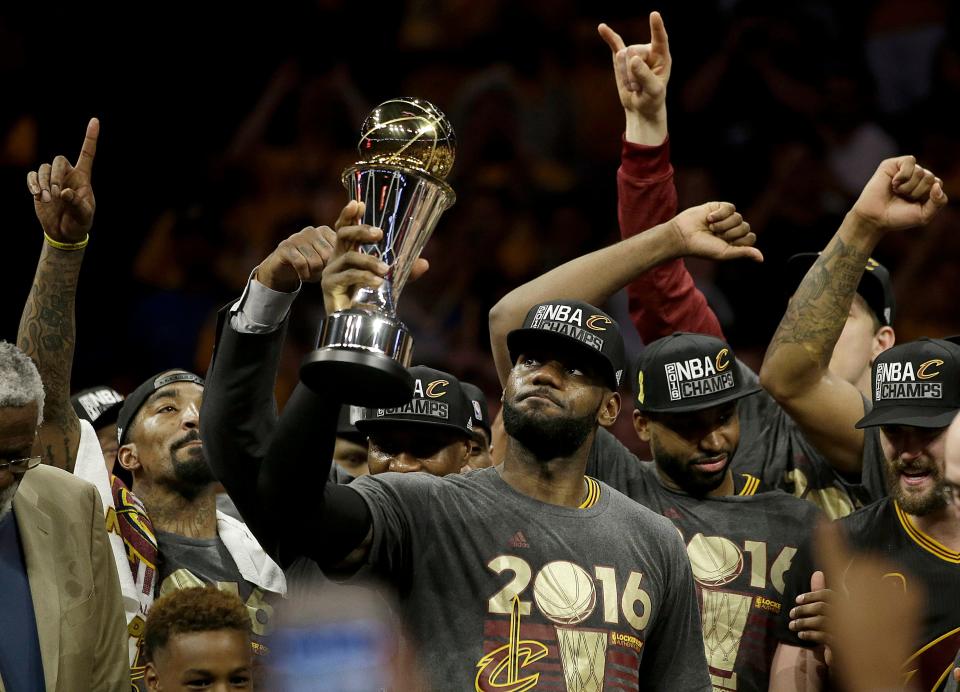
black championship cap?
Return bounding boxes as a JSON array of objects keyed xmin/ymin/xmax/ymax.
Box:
[
  {"xmin": 117, "ymin": 370, "xmax": 205, "ymax": 445},
  {"xmin": 71, "ymin": 385, "xmax": 125, "ymax": 429},
  {"xmin": 461, "ymin": 382, "xmax": 491, "ymax": 437},
  {"xmin": 856, "ymin": 338, "xmax": 960, "ymax": 429},
  {"xmin": 507, "ymin": 300, "xmax": 626, "ymax": 390},
  {"xmin": 355, "ymin": 366, "xmax": 474, "ymax": 437},
  {"xmin": 633, "ymin": 332, "xmax": 761, "ymax": 413},
  {"xmin": 788, "ymin": 253, "xmax": 895, "ymax": 327}
]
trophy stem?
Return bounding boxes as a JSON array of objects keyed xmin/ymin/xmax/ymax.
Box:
[{"xmin": 300, "ymin": 308, "xmax": 415, "ymax": 407}]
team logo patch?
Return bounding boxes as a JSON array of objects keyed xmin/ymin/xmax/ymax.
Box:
[
  {"xmin": 715, "ymin": 348, "xmax": 730, "ymax": 372},
  {"xmin": 425, "ymin": 379, "xmax": 449, "ymax": 398},
  {"xmin": 875, "ymin": 360, "xmax": 943, "ymax": 401},
  {"xmin": 637, "ymin": 371, "xmax": 645, "ymax": 404},
  {"xmin": 917, "ymin": 359, "xmax": 943, "ymax": 380},
  {"xmin": 586, "ymin": 314, "xmax": 612, "ymax": 331},
  {"xmin": 664, "ymin": 354, "xmax": 735, "ymax": 402}
]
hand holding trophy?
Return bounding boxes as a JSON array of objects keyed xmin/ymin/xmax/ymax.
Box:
[{"xmin": 300, "ymin": 98, "xmax": 456, "ymax": 406}]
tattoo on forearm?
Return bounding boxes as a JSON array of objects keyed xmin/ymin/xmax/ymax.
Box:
[
  {"xmin": 770, "ymin": 234, "xmax": 869, "ymax": 368},
  {"xmin": 17, "ymin": 244, "xmax": 83, "ymax": 470}
]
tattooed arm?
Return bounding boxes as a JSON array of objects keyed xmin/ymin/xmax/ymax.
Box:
[
  {"xmin": 18, "ymin": 119, "xmax": 99, "ymax": 472},
  {"xmin": 760, "ymin": 156, "xmax": 947, "ymax": 474}
]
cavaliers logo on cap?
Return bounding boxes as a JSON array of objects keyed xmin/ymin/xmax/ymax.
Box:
[
  {"xmin": 917, "ymin": 359, "xmax": 943, "ymax": 380},
  {"xmin": 715, "ymin": 348, "xmax": 730, "ymax": 372},
  {"xmin": 586, "ymin": 315, "xmax": 612, "ymax": 331},
  {"xmin": 425, "ymin": 379, "xmax": 449, "ymax": 398}
]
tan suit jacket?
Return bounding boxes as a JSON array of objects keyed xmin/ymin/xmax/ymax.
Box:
[{"xmin": 0, "ymin": 465, "xmax": 128, "ymax": 692}]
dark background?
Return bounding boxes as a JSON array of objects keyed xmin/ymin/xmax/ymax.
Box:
[{"xmin": 3, "ymin": 0, "xmax": 959, "ymax": 449}]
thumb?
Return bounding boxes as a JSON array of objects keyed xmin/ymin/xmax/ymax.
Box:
[
  {"xmin": 920, "ymin": 181, "xmax": 949, "ymax": 223},
  {"xmin": 811, "ymin": 570, "xmax": 826, "ymax": 592},
  {"xmin": 409, "ymin": 257, "xmax": 430, "ymax": 282},
  {"xmin": 727, "ymin": 245, "xmax": 764, "ymax": 263}
]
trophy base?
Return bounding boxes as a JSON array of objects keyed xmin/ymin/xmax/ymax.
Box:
[{"xmin": 300, "ymin": 308, "xmax": 415, "ymax": 408}]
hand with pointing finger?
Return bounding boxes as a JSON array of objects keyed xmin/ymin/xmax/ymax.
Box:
[
  {"xmin": 598, "ymin": 12, "xmax": 671, "ymax": 144},
  {"xmin": 26, "ymin": 118, "xmax": 99, "ymax": 244}
]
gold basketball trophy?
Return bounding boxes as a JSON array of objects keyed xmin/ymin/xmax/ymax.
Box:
[{"xmin": 300, "ymin": 98, "xmax": 456, "ymax": 406}]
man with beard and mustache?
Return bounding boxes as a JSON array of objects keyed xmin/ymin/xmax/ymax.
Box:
[
  {"xmin": 492, "ymin": 273, "xmax": 821, "ymax": 688},
  {"xmin": 775, "ymin": 338, "xmax": 960, "ymax": 691},
  {"xmin": 204, "ymin": 230, "xmax": 712, "ymax": 690},
  {"xmin": 113, "ymin": 370, "xmax": 285, "ymax": 690},
  {"xmin": 15, "ymin": 120, "xmax": 285, "ymax": 689}
]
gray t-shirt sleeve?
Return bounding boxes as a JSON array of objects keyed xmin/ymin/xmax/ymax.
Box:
[
  {"xmin": 640, "ymin": 526, "xmax": 712, "ymax": 690},
  {"xmin": 349, "ymin": 473, "xmax": 432, "ymax": 581}
]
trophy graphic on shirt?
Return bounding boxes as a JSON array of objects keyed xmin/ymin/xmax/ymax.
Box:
[{"xmin": 300, "ymin": 98, "xmax": 456, "ymax": 406}]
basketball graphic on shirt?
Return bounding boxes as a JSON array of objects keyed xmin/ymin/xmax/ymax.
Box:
[
  {"xmin": 533, "ymin": 560, "xmax": 597, "ymax": 625},
  {"xmin": 686, "ymin": 534, "xmax": 744, "ymax": 587}
]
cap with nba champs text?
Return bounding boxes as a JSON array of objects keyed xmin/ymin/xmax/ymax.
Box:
[
  {"xmin": 856, "ymin": 337, "xmax": 960, "ymax": 429},
  {"xmin": 71, "ymin": 385, "xmax": 125, "ymax": 429},
  {"xmin": 356, "ymin": 365, "xmax": 474, "ymax": 437},
  {"xmin": 507, "ymin": 300, "xmax": 625, "ymax": 390},
  {"xmin": 633, "ymin": 333, "xmax": 761, "ymax": 413}
]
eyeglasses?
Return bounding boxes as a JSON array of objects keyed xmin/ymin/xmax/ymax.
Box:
[
  {"xmin": 0, "ymin": 456, "xmax": 42, "ymax": 474},
  {"xmin": 942, "ymin": 482, "xmax": 960, "ymax": 506}
]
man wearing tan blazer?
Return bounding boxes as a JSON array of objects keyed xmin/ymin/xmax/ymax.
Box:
[{"xmin": 1, "ymin": 342, "xmax": 128, "ymax": 692}]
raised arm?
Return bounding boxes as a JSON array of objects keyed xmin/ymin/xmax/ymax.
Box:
[
  {"xmin": 201, "ymin": 211, "xmax": 341, "ymax": 553},
  {"xmin": 18, "ymin": 118, "xmax": 99, "ymax": 472},
  {"xmin": 489, "ymin": 202, "xmax": 761, "ymax": 385},
  {"xmin": 600, "ymin": 14, "xmax": 724, "ymax": 342},
  {"xmin": 760, "ymin": 157, "xmax": 948, "ymax": 473}
]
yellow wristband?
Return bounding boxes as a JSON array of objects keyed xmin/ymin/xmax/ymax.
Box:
[{"xmin": 44, "ymin": 233, "xmax": 89, "ymax": 251}]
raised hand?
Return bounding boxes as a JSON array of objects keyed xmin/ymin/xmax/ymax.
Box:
[
  {"xmin": 322, "ymin": 200, "xmax": 428, "ymax": 314},
  {"xmin": 666, "ymin": 202, "xmax": 763, "ymax": 263},
  {"xmin": 256, "ymin": 208, "xmax": 342, "ymax": 293},
  {"xmin": 598, "ymin": 12, "xmax": 671, "ymax": 137},
  {"xmin": 26, "ymin": 118, "xmax": 99, "ymax": 243},
  {"xmin": 851, "ymin": 155, "xmax": 948, "ymax": 234}
]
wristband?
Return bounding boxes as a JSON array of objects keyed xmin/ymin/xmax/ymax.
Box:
[{"xmin": 44, "ymin": 233, "xmax": 89, "ymax": 251}]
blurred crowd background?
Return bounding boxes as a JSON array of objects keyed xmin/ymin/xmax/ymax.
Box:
[{"xmin": 3, "ymin": 0, "xmax": 959, "ymax": 452}]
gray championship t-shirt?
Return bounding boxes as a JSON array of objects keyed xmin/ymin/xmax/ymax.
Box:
[
  {"xmin": 587, "ymin": 431, "xmax": 819, "ymax": 692},
  {"xmin": 350, "ymin": 466, "xmax": 711, "ymax": 691}
]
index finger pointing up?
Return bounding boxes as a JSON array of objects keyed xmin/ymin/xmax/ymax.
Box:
[{"xmin": 75, "ymin": 117, "xmax": 100, "ymax": 175}]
